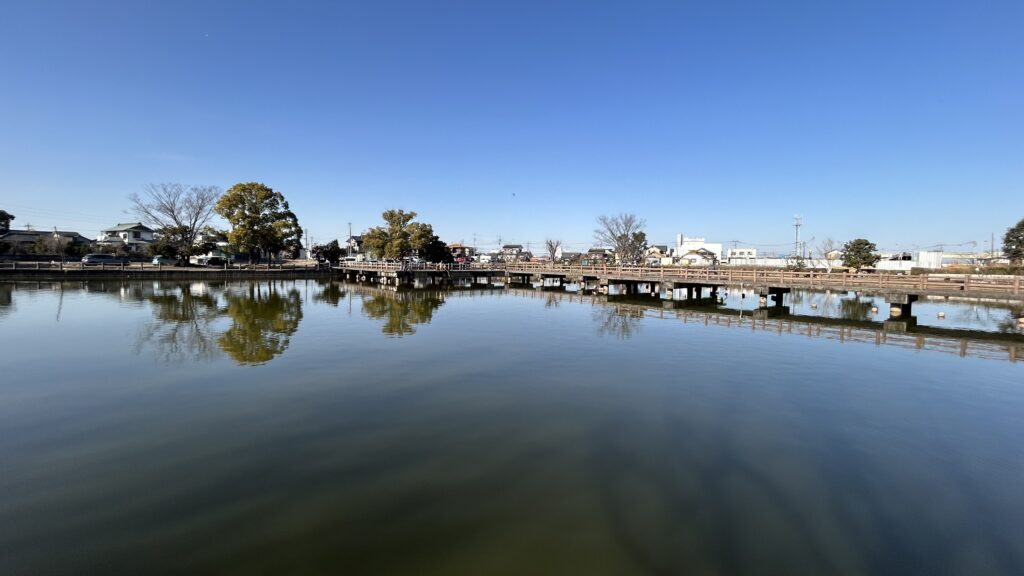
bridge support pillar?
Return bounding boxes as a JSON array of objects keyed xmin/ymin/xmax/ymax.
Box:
[
  {"xmin": 758, "ymin": 287, "xmax": 790, "ymax": 308},
  {"xmin": 886, "ymin": 294, "xmax": 918, "ymax": 318}
]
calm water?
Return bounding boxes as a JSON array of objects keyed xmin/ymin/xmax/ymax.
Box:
[{"xmin": 1, "ymin": 280, "xmax": 1022, "ymax": 575}]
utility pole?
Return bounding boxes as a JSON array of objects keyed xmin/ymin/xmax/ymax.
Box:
[
  {"xmin": 793, "ymin": 216, "xmax": 802, "ymax": 258},
  {"xmin": 347, "ymin": 222, "xmax": 352, "ymax": 256},
  {"xmin": 54, "ymin": 227, "xmax": 65, "ymax": 265}
]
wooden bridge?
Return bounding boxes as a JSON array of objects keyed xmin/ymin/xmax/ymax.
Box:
[{"xmin": 335, "ymin": 261, "xmax": 1023, "ymax": 318}]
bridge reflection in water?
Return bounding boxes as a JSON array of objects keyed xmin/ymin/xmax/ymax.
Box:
[{"xmin": 473, "ymin": 286, "xmax": 1024, "ymax": 363}]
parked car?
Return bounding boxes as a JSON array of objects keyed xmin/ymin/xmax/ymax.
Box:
[
  {"xmin": 151, "ymin": 255, "xmax": 181, "ymax": 266},
  {"xmin": 82, "ymin": 254, "xmax": 129, "ymax": 266},
  {"xmin": 203, "ymin": 256, "xmax": 226, "ymax": 267}
]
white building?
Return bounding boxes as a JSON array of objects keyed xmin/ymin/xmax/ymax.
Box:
[
  {"xmin": 96, "ymin": 223, "xmax": 155, "ymax": 253},
  {"xmin": 673, "ymin": 235, "xmax": 723, "ymax": 263},
  {"xmin": 727, "ymin": 248, "xmax": 757, "ymax": 260}
]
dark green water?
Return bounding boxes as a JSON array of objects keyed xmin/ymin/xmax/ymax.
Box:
[{"xmin": 1, "ymin": 280, "xmax": 1022, "ymax": 575}]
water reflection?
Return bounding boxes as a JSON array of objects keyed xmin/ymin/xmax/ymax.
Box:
[
  {"xmin": 838, "ymin": 295, "xmax": 874, "ymax": 321},
  {"xmin": 219, "ymin": 283, "xmax": 303, "ymax": 365},
  {"xmin": 594, "ymin": 304, "xmax": 644, "ymax": 340},
  {"xmin": 361, "ymin": 291, "xmax": 445, "ymax": 336},
  {"xmin": 135, "ymin": 283, "xmax": 225, "ymax": 363},
  {"xmin": 0, "ymin": 282, "xmax": 12, "ymax": 316},
  {"xmin": 312, "ymin": 280, "xmax": 347, "ymax": 307}
]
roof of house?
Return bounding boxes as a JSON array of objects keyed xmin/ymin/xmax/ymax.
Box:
[
  {"xmin": 0, "ymin": 230, "xmax": 92, "ymax": 243},
  {"xmin": 347, "ymin": 235, "xmax": 363, "ymax": 243},
  {"xmin": 650, "ymin": 245, "xmax": 669, "ymax": 252},
  {"xmin": 502, "ymin": 244, "xmax": 523, "ymax": 250},
  {"xmin": 102, "ymin": 222, "xmax": 153, "ymax": 232}
]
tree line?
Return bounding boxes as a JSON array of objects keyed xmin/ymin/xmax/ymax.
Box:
[{"xmin": 3, "ymin": 195, "xmax": 1024, "ymax": 270}]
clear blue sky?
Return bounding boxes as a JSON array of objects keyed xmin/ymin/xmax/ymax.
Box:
[{"xmin": 1, "ymin": 0, "xmax": 1021, "ymax": 255}]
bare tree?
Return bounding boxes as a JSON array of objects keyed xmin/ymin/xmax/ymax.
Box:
[
  {"xmin": 816, "ymin": 238, "xmax": 840, "ymax": 272},
  {"xmin": 594, "ymin": 213, "xmax": 647, "ymax": 265},
  {"xmin": 545, "ymin": 238, "xmax": 562, "ymax": 263},
  {"xmin": 130, "ymin": 183, "xmax": 221, "ymax": 258}
]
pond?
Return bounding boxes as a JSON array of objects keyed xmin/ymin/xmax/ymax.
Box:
[{"xmin": 1, "ymin": 280, "xmax": 1022, "ymax": 575}]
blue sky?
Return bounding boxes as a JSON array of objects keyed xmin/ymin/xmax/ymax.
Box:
[{"xmin": 1, "ymin": 0, "xmax": 1021, "ymax": 255}]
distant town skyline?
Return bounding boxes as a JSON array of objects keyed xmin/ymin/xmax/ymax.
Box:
[{"xmin": 2, "ymin": 1, "xmax": 1021, "ymax": 254}]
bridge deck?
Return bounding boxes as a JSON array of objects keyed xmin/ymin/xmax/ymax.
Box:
[{"xmin": 335, "ymin": 262, "xmax": 1023, "ymax": 300}]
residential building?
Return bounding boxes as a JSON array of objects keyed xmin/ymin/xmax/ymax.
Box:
[
  {"xmin": 449, "ymin": 243, "xmax": 475, "ymax": 261},
  {"xmin": 500, "ymin": 244, "xmax": 524, "ymax": 261},
  {"xmin": 673, "ymin": 235, "xmax": 723, "ymax": 263},
  {"xmin": 345, "ymin": 235, "xmax": 364, "ymax": 255},
  {"xmin": 645, "ymin": 245, "xmax": 673, "ymax": 266},
  {"xmin": 0, "ymin": 228, "xmax": 93, "ymax": 253},
  {"xmin": 582, "ymin": 247, "xmax": 613, "ymax": 266},
  {"xmin": 96, "ymin": 223, "xmax": 155, "ymax": 253},
  {"xmin": 677, "ymin": 247, "xmax": 719, "ymax": 266}
]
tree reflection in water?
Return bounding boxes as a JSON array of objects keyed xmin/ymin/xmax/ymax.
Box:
[
  {"xmin": 218, "ymin": 283, "xmax": 304, "ymax": 364},
  {"xmin": 838, "ymin": 295, "xmax": 874, "ymax": 321},
  {"xmin": 312, "ymin": 280, "xmax": 347, "ymax": 307},
  {"xmin": 136, "ymin": 283, "xmax": 225, "ymax": 363},
  {"xmin": 997, "ymin": 305, "xmax": 1024, "ymax": 334},
  {"xmin": 0, "ymin": 283, "xmax": 12, "ymax": 317},
  {"xmin": 361, "ymin": 292, "xmax": 445, "ymax": 336},
  {"xmin": 594, "ymin": 304, "xmax": 644, "ymax": 339}
]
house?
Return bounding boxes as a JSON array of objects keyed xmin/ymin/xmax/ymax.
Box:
[
  {"xmin": 448, "ymin": 243, "xmax": 475, "ymax": 261},
  {"xmin": 96, "ymin": 223, "xmax": 155, "ymax": 253},
  {"xmin": 678, "ymin": 247, "xmax": 719, "ymax": 266},
  {"xmin": 0, "ymin": 228, "xmax": 93, "ymax": 253},
  {"xmin": 582, "ymin": 247, "xmax": 613, "ymax": 266},
  {"xmin": 345, "ymin": 235, "xmax": 364, "ymax": 255},
  {"xmin": 500, "ymin": 244, "xmax": 524, "ymax": 262},
  {"xmin": 645, "ymin": 245, "xmax": 673, "ymax": 266},
  {"xmin": 673, "ymin": 235, "xmax": 723, "ymax": 263},
  {"xmin": 559, "ymin": 251, "xmax": 582, "ymax": 264},
  {"xmin": 194, "ymin": 230, "xmax": 230, "ymax": 250}
]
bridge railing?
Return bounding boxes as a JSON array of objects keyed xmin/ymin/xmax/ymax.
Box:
[{"xmin": 333, "ymin": 261, "xmax": 1022, "ymax": 296}]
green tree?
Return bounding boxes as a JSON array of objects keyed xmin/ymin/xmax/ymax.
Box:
[
  {"xmin": 1003, "ymin": 217, "xmax": 1024, "ymax": 265},
  {"xmin": 214, "ymin": 182, "xmax": 302, "ymax": 261},
  {"xmin": 311, "ymin": 240, "xmax": 344, "ymax": 264},
  {"xmin": 420, "ymin": 236, "xmax": 454, "ymax": 264},
  {"xmin": 148, "ymin": 225, "xmax": 189, "ymax": 259},
  {"xmin": 841, "ymin": 238, "xmax": 881, "ymax": 270},
  {"xmin": 0, "ymin": 210, "xmax": 14, "ymax": 233},
  {"xmin": 363, "ymin": 209, "xmax": 417, "ymax": 260},
  {"xmin": 362, "ymin": 209, "xmax": 450, "ymax": 262}
]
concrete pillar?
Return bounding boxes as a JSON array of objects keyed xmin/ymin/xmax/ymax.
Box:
[{"xmin": 886, "ymin": 294, "xmax": 918, "ymax": 318}]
